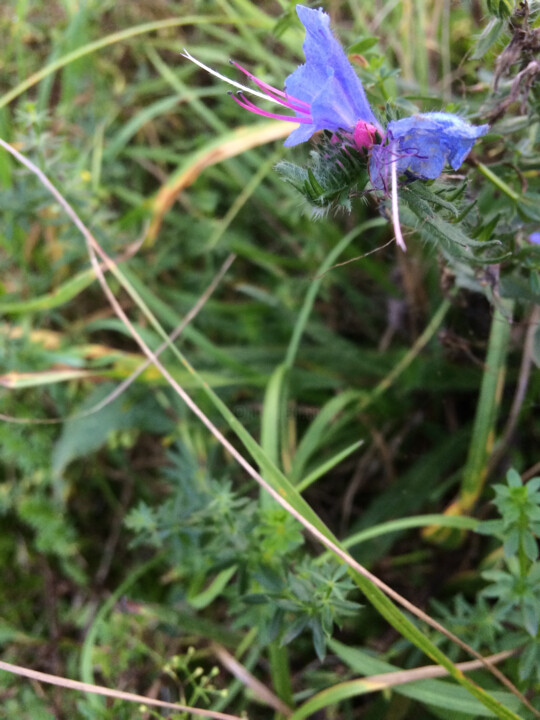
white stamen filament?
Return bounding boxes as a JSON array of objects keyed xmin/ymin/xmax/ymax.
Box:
[
  {"xmin": 182, "ymin": 49, "xmax": 281, "ymax": 105},
  {"xmin": 390, "ymin": 160, "xmax": 407, "ymax": 251}
]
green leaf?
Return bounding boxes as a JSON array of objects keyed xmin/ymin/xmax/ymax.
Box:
[
  {"xmin": 471, "ymin": 18, "xmax": 506, "ymax": 60},
  {"xmin": 296, "ymin": 439, "xmax": 364, "ymax": 492},
  {"xmin": 281, "ymin": 616, "xmax": 308, "ymax": 645},
  {"xmin": 487, "ymin": 0, "xmax": 514, "ymax": 18},
  {"xmin": 517, "ymin": 194, "xmax": 540, "ymax": 221},
  {"xmin": 311, "ymin": 619, "xmax": 326, "ymax": 661},
  {"xmin": 188, "ymin": 565, "xmax": 237, "ymax": 610},
  {"xmin": 52, "ymin": 383, "xmax": 173, "ymax": 477},
  {"xmin": 253, "ymin": 565, "xmax": 285, "ymax": 593},
  {"xmin": 18, "ymin": 496, "xmax": 78, "ymax": 560},
  {"xmin": 506, "ymin": 468, "xmax": 522, "ymax": 488},
  {"xmin": 275, "ymin": 135, "xmax": 369, "ymax": 211},
  {"xmin": 0, "ymin": 268, "xmax": 96, "ymax": 314},
  {"xmin": 404, "ymin": 185, "xmax": 501, "ymax": 252},
  {"xmin": 349, "ymin": 37, "xmax": 379, "ymax": 53},
  {"xmin": 522, "ymin": 532, "xmax": 539, "ymax": 562}
]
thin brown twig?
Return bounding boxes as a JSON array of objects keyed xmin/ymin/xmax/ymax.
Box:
[
  {"xmin": 523, "ymin": 461, "xmax": 540, "ymax": 482},
  {"xmin": 212, "ymin": 644, "xmax": 292, "ymax": 716},
  {"xmin": 314, "ymin": 237, "xmax": 395, "ymax": 278},
  {"xmin": 94, "ymin": 471, "xmax": 135, "ymax": 587}
]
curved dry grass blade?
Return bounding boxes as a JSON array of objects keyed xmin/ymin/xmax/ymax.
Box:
[
  {"xmin": 363, "ymin": 649, "xmax": 516, "ymax": 688},
  {"xmin": 0, "ymin": 368, "xmax": 98, "ymax": 388},
  {"xmin": 212, "ymin": 644, "xmax": 292, "ymax": 716},
  {"xmin": 146, "ymin": 121, "xmax": 292, "ymax": 243},
  {"xmin": 0, "ymin": 660, "xmax": 245, "ymax": 719},
  {"xmin": 290, "ymin": 650, "xmax": 518, "ymax": 720}
]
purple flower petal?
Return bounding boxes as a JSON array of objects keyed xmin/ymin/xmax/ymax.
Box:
[
  {"xmin": 529, "ymin": 232, "xmax": 540, "ymax": 244},
  {"xmin": 370, "ymin": 112, "xmax": 489, "ymax": 189},
  {"xmin": 283, "ymin": 5, "xmax": 381, "ymax": 146}
]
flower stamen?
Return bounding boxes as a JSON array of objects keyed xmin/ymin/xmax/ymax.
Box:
[
  {"xmin": 229, "ymin": 60, "xmax": 311, "ymax": 114},
  {"xmin": 228, "ymin": 90, "xmax": 312, "ymax": 124},
  {"xmin": 181, "ymin": 49, "xmax": 279, "ymax": 105},
  {"xmin": 229, "ymin": 92, "xmax": 313, "ymax": 123}
]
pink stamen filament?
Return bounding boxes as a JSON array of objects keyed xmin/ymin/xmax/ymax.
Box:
[
  {"xmin": 230, "ymin": 92, "xmax": 313, "ymax": 124},
  {"xmin": 229, "ymin": 60, "xmax": 311, "ymax": 114}
]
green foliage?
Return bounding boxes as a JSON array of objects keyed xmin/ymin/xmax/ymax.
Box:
[
  {"xmin": 399, "ymin": 181, "xmax": 503, "ymax": 259},
  {"xmin": 248, "ymin": 560, "xmax": 360, "ymax": 660},
  {"xmin": 432, "ymin": 469, "xmax": 540, "ymax": 688},
  {"xmin": 328, "ymin": 639, "xmax": 524, "ymax": 719},
  {"xmin": 125, "ymin": 441, "xmax": 360, "ymax": 659},
  {"xmin": 481, "ymin": 468, "xmax": 540, "ymax": 562},
  {"xmin": 478, "ymin": 469, "xmax": 540, "ymax": 682},
  {"xmin": 275, "ymin": 133, "xmax": 370, "ymax": 213},
  {"xmin": 487, "ymin": 0, "xmax": 516, "ymax": 20},
  {"xmin": 52, "ymin": 383, "xmax": 174, "ymax": 478},
  {"xmin": 1, "ymin": 1, "xmax": 540, "ymax": 718}
]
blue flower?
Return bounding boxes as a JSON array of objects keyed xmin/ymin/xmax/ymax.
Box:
[
  {"xmin": 183, "ymin": 4, "xmax": 489, "ymax": 249},
  {"xmin": 529, "ymin": 232, "xmax": 540, "ymax": 244},
  {"xmin": 282, "ymin": 6, "xmax": 488, "ymax": 187},
  {"xmin": 370, "ymin": 112, "xmax": 489, "ymax": 190},
  {"xmin": 182, "ymin": 6, "xmax": 382, "ymax": 151},
  {"xmin": 283, "ymin": 6, "xmax": 382, "ymax": 146}
]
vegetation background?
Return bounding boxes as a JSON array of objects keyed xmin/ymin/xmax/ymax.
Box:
[{"xmin": 0, "ymin": 0, "xmax": 539, "ymax": 718}]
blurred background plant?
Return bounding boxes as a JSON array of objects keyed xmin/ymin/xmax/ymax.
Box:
[{"xmin": 0, "ymin": 1, "xmax": 539, "ymax": 718}]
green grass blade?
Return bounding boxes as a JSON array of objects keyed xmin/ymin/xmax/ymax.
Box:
[
  {"xmin": 0, "ymin": 16, "xmax": 234, "ymax": 110},
  {"xmin": 295, "ymin": 440, "xmax": 364, "ymax": 493},
  {"xmin": 261, "ymin": 362, "xmax": 287, "ymax": 471},
  {"xmin": 289, "ymin": 390, "xmax": 365, "ymax": 484},
  {"xmin": 0, "ymin": 268, "xmax": 96, "ymax": 314},
  {"xmin": 459, "ymin": 300, "xmax": 514, "ymax": 510},
  {"xmin": 188, "ymin": 566, "xmax": 238, "ymax": 610},
  {"xmin": 79, "ymin": 555, "xmax": 163, "ymax": 709},
  {"xmin": 103, "ymin": 95, "xmax": 181, "ymax": 161},
  {"xmin": 343, "ymin": 514, "xmax": 479, "ymax": 550}
]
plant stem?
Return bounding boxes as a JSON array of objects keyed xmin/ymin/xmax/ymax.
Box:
[{"xmin": 476, "ymin": 163, "xmax": 521, "ymax": 203}]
